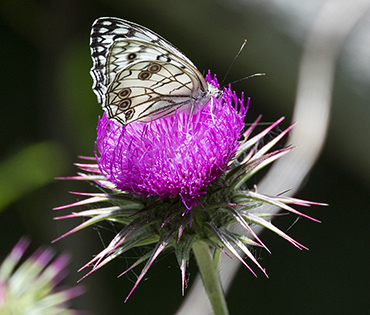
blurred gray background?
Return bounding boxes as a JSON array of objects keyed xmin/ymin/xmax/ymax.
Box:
[{"xmin": 0, "ymin": 0, "xmax": 369, "ymax": 314}]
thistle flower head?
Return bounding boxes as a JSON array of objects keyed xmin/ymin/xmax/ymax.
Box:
[
  {"xmin": 55, "ymin": 72, "xmax": 323, "ymax": 301},
  {"xmin": 0, "ymin": 238, "xmax": 84, "ymax": 314},
  {"xmin": 96, "ymin": 73, "xmax": 246, "ymax": 206}
]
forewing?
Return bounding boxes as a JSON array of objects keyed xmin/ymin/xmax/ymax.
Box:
[{"xmin": 106, "ymin": 39, "xmax": 205, "ymax": 87}]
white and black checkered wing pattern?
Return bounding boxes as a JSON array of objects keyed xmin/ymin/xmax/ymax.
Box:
[{"xmin": 90, "ymin": 17, "xmax": 218, "ymax": 125}]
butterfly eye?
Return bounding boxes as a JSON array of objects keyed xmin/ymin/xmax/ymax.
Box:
[
  {"xmin": 119, "ymin": 99, "xmax": 131, "ymax": 109},
  {"xmin": 127, "ymin": 53, "xmax": 137, "ymax": 61},
  {"xmin": 124, "ymin": 109, "xmax": 135, "ymax": 120},
  {"xmin": 119, "ymin": 88, "xmax": 131, "ymax": 98},
  {"xmin": 138, "ymin": 71, "xmax": 151, "ymax": 80},
  {"xmin": 148, "ymin": 63, "xmax": 161, "ymax": 73}
]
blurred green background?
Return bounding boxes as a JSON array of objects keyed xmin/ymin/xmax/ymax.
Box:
[{"xmin": 1, "ymin": 0, "xmax": 369, "ymax": 314}]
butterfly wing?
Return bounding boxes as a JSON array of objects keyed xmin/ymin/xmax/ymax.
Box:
[
  {"xmin": 90, "ymin": 17, "xmax": 196, "ymax": 106},
  {"xmin": 90, "ymin": 17, "xmax": 217, "ymax": 125}
]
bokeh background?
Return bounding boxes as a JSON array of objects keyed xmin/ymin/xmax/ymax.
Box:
[{"xmin": 1, "ymin": 0, "xmax": 369, "ymax": 314}]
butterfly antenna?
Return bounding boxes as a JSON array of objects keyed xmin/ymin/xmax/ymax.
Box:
[
  {"xmin": 220, "ymin": 39, "xmax": 247, "ymax": 87},
  {"xmin": 229, "ymin": 72, "xmax": 265, "ymax": 85}
]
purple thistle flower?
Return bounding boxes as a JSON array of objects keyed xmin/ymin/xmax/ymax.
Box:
[
  {"xmin": 0, "ymin": 238, "xmax": 85, "ymax": 314},
  {"xmin": 95, "ymin": 73, "xmax": 246, "ymax": 206},
  {"xmin": 55, "ymin": 72, "xmax": 325, "ymax": 302}
]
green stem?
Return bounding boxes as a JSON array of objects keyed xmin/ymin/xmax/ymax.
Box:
[{"xmin": 192, "ymin": 241, "xmax": 229, "ymax": 315}]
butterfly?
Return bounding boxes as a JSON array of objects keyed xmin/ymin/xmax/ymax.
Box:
[{"xmin": 90, "ymin": 17, "xmax": 221, "ymax": 125}]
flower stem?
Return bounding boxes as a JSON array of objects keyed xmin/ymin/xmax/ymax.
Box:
[{"xmin": 192, "ymin": 241, "xmax": 229, "ymax": 315}]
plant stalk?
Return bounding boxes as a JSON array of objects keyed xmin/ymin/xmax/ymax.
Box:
[{"xmin": 192, "ymin": 241, "xmax": 229, "ymax": 315}]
